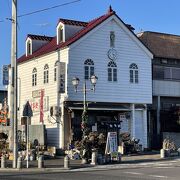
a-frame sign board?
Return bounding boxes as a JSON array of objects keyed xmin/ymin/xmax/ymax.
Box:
[{"xmin": 105, "ymin": 132, "xmax": 118, "ymax": 159}]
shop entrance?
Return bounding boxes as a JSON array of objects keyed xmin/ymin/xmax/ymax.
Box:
[{"xmin": 71, "ymin": 110, "xmax": 121, "ymax": 143}]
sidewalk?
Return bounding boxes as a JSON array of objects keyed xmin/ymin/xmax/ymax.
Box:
[{"xmin": 0, "ymin": 151, "xmax": 179, "ymax": 172}]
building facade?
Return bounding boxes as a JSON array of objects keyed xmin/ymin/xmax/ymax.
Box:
[
  {"xmin": 138, "ymin": 31, "xmax": 180, "ymax": 149},
  {"xmin": 15, "ymin": 7, "xmax": 153, "ymax": 150}
]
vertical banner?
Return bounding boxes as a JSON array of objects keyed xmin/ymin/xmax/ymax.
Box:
[
  {"xmin": 2, "ymin": 65, "xmax": 9, "ymax": 85},
  {"xmin": 59, "ymin": 62, "xmax": 65, "ymax": 93},
  {"xmin": 40, "ymin": 89, "xmax": 44, "ymax": 123}
]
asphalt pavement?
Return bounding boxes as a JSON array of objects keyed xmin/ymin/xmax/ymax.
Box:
[{"xmin": 1, "ymin": 158, "xmax": 180, "ymax": 180}]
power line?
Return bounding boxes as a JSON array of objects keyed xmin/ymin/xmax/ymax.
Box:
[
  {"xmin": 18, "ymin": 0, "xmax": 81, "ymax": 17},
  {"xmin": 0, "ymin": 0, "xmax": 81, "ymax": 22}
]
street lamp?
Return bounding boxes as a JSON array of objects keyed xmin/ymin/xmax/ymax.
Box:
[{"xmin": 72, "ymin": 75, "xmax": 98, "ymax": 138}]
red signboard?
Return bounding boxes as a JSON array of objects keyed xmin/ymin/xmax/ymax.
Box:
[{"xmin": 40, "ymin": 89, "xmax": 44, "ymax": 123}]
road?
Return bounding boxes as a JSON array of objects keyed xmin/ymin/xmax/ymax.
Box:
[{"xmin": 1, "ymin": 159, "xmax": 180, "ymax": 180}]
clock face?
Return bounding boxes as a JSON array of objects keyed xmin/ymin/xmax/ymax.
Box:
[{"xmin": 107, "ymin": 48, "xmax": 117, "ymax": 60}]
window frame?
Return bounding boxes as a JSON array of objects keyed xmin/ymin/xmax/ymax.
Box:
[
  {"xmin": 129, "ymin": 63, "xmax": 139, "ymax": 83},
  {"xmin": 32, "ymin": 68, "xmax": 37, "ymax": 86},
  {"xmin": 43, "ymin": 64, "xmax": 49, "ymax": 84},
  {"xmin": 108, "ymin": 61, "xmax": 117, "ymax": 82},
  {"xmin": 26, "ymin": 40, "xmax": 32, "ymax": 56},
  {"xmin": 84, "ymin": 59, "xmax": 94, "ymax": 80}
]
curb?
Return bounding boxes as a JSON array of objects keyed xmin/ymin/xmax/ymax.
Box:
[{"xmin": 0, "ymin": 156, "xmax": 179, "ymax": 173}]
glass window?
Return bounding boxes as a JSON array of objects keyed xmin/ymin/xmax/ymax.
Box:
[
  {"xmin": 129, "ymin": 63, "xmax": 138, "ymax": 83},
  {"xmin": 130, "ymin": 70, "xmax": 133, "ymax": 83},
  {"xmin": 59, "ymin": 28, "xmax": 63, "ymax": 42},
  {"xmin": 153, "ymin": 65, "xmax": 180, "ymax": 81},
  {"xmin": 32, "ymin": 68, "xmax": 37, "ymax": 86},
  {"xmin": 172, "ymin": 68, "xmax": 180, "ymax": 80},
  {"xmin": 84, "ymin": 59, "xmax": 94, "ymax": 79},
  {"xmin": 153, "ymin": 65, "xmax": 164, "ymax": 79},
  {"xmin": 164, "ymin": 67, "xmax": 171, "ymax": 79},
  {"xmin": 135, "ymin": 70, "xmax": 138, "ymax": 83},
  {"xmin": 108, "ymin": 61, "xmax": 117, "ymax": 82},
  {"xmin": 27, "ymin": 40, "xmax": 31, "ymax": 55},
  {"xmin": 108, "ymin": 68, "xmax": 112, "ymax": 81},
  {"xmin": 44, "ymin": 64, "xmax": 49, "ymax": 84}
]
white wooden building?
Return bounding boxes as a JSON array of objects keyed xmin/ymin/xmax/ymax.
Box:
[{"xmin": 15, "ymin": 7, "xmax": 153, "ymax": 150}]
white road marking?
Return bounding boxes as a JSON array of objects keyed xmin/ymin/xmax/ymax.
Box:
[
  {"xmin": 149, "ymin": 175, "xmax": 168, "ymax": 178},
  {"xmin": 154, "ymin": 163, "xmax": 173, "ymax": 166},
  {"xmin": 123, "ymin": 171, "xmax": 169, "ymax": 179},
  {"xmin": 124, "ymin": 171, "xmax": 144, "ymax": 175},
  {"xmin": 154, "ymin": 166, "xmax": 174, "ymax": 169},
  {"xmin": 169, "ymin": 160, "xmax": 178, "ymax": 163}
]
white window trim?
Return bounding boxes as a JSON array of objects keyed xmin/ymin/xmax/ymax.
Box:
[
  {"xmin": 129, "ymin": 63, "xmax": 139, "ymax": 83},
  {"xmin": 56, "ymin": 23, "xmax": 65, "ymax": 45},
  {"xmin": 108, "ymin": 61, "xmax": 117, "ymax": 82},
  {"xmin": 84, "ymin": 59, "xmax": 94, "ymax": 80},
  {"xmin": 26, "ymin": 38, "xmax": 32, "ymax": 56},
  {"xmin": 44, "ymin": 64, "xmax": 49, "ymax": 84},
  {"xmin": 32, "ymin": 68, "xmax": 37, "ymax": 86}
]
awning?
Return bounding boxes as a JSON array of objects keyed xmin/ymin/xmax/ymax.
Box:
[{"xmin": 64, "ymin": 101, "xmax": 146, "ymax": 111}]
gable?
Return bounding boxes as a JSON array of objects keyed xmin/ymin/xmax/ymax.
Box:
[{"xmin": 69, "ymin": 14, "xmax": 153, "ymax": 59}]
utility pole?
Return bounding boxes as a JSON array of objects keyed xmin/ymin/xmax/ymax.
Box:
[{"xmin": 10, "ymin": 0, "xmax": 18, "ymax": 168}]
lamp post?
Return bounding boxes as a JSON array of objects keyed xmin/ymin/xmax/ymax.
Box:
[{"xmin": 72, "ymin": 75, "xmax": 98, "ymax": 138}]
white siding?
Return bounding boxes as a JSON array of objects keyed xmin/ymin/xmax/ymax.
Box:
[
  {"xmin": 67, "ymin": 18, "xmax": 152, "ymax": 104},
  {"xmin": 65, "ymin": 24, "xmax": 84, "ymax": 41},
  {"xmin": 31, "ymin": 39, "xmax": 49, "ymax": 53},
  {"xmin": 18, "ymin": 49, "xmax": 69, "ymax": 147},
  {"xmin": 153, "ymin": 80, "xmax": 180, "ymax": 97}
]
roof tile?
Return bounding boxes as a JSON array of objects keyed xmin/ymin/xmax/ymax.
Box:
[
  {"xmin": 27, "ymin": 34, "xmax": 53, "ymax": 41},
  {"xmin": 59, "ymin": 18, "xmax": 88, "ymax": 27},
  {"xmin": 17, "ymin": 9, "xmax": 115, "ymax": 63},
  {"xmin": 138, "ymin": 31, "xmax": 180, "ymax": 59}
]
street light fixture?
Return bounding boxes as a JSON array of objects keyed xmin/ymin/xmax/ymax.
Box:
[
  {"xmin": 72, "ymin": 75, "xmax": 98, "ymax": 137},
  {"xmin": 72, "ymin": 77, "xmax": 80, "ymax": 92},
  {"xmin": 90, "ymin": 75, "xmax": 98, "ymax": 91}
]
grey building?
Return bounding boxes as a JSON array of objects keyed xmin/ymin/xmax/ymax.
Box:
[{"xmin": 138, "ymin": 31, "xmax": 180, "ymax": 149}]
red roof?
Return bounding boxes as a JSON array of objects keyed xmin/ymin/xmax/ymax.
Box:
[
  {"xmin": 58, "ymin": 18, "xmax": 88, "ymax": 27},
  {"xmin": 27, "ymin": 34, "xmax": 53, "ymax": 41},
  {"xmin": 18, "ymin": 8, "xmax": 116, "ymax": 63}
]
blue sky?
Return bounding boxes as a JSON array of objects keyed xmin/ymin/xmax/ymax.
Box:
[{"xmin": 0, "ymin": 0, "xmax": 180, "ymax": 70}]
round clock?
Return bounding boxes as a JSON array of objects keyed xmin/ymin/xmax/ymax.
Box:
[{"xmin": 107, "ymin": 48, "xmax": 117, "ymax": 60}]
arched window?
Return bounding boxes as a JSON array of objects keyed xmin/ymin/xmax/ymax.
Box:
[
  {"xmin": 129, "ymin": 63, "xmax": 138, "ymax": 83},
  {"xmin": 84, "ymin": 59, "xmax": 94, "ymax": 79},
  {"xmin": 108, "ymin": 61, "xmax": 117, "ymax": 82},
  {"xmin": 54, "ymin": 61, "xmax": 58, "ymax": 81},
  {"xmin": 44, "ymin": 64, "xmax": 49, "ymax": 84},
  {"xmin": 26, "ymin": 40, "xmax": 32, "ymax": 56},
  {"xmin": 32, "ymin": 68, "xmax": 37, "ymax": 86}
]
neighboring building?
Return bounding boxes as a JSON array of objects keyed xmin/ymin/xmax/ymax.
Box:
[
  {"xmin": 16, "ymin": 7, "xmax": 153, "ymax": 149},
  {"xmin": 138, "ymin": 31, "xmax": 180, "ymax": 149},
  {"xmin": 0, "ymin": 89, "xmax": 7, "ymax": 106}
]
